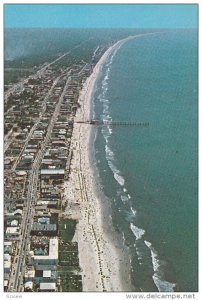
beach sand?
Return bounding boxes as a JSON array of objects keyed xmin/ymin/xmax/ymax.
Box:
[{"xmin": 63, "ymin": 37, "xmax": 136, "ymax": 292}]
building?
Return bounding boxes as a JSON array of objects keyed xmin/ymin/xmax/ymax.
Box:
[
  {"xmin": 4, "ymin": 253, "xmax": 11, "ymax": 274},
  {"xmin": 39, "ymin": 282, "xmax": 56, "ymax": 292},
  {"xmin": 4, "ymin": 260, "xmax": 11, "ymax": 274},
  {"xmin": 43, "ymin": 270, "xmax": 51, "ymax": 278},
  {"xmin": 35, "ymin": 205, "xmax": 48, "ymax": 212},
  {"xmin": 40, "ymin": 169, "xmax": 64, "ymax": 180},
  {"xmin": 14, "ymin": 209, "xmax": 23, "ymax": 216},
  {"xmin": 4, "ymin": 241, "xmax": 13, "ymax": 254},
  {"xmin": 24, "ymin": 270, "xmax": 35, "ymax": 282},
  {"xmin": 6, "ymin": 227, "xmax": 20, "ymax": 238},
  {"xmin": 31, "ymin": 223, "xmax": 57, "ymax": 236},
  {"xmin": 37, "ymin": 200, "xmax": 58, "ymax": 209},
  {"xmin": 4, "ymin": 280, "xmax": 9, "ymax": 292},
  {"xmin": 32, "ymin": 238, "xmax": 58, "ymax": 265},
  {"xmin": 24, "ymin": 281, "xmax": 34, "ymax": 292},
  {"xmin": 4, "ymin": 253, "xmax": 11, "ymax": 262},
  {"xmin": 11, "ymin": 220, "xmax": 18, "ymax": 227}
]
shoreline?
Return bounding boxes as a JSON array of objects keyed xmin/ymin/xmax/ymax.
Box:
[{"xmin": 63, "ymin": 37, "xmax": 136, "ymax": 291}]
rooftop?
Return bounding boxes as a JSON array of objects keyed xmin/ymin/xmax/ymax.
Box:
[
  {"xmin": 40, "ymin": 169, "xmax": 64, "ymax": 175},
  {"xmin": 24, "ymin": 281, "xmax": 33, "ymax": 290},
  {"xmin": 43, "ymin": 270, "xmax": 51, "ymax": 278},
  {"xmin": 33, "ymin": 238, "xmax": 58, "ymax": 261},
  {"xmin": 39, "ymin": 282, "xmax": 56, "ymax": 291},
  {"xmin": 4, "ymin": 260, "xmax": 11, "ymax": 269},
  {"xmin": 31, "ymin": 223, "xmax": 56, "ymax": 232},
  {"xmin": 6, "ymin": 227, "xmax": 20, "ymax": 234},
  {"xmin": 24, "ymin": 270, "xmax": 35, "ymax": 278}
]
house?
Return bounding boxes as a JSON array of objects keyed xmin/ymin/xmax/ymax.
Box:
[
  {"xmin": 4, "ymin": 280, "xmax": 9, "ymax": 292},
  {"xmin": 11, "ymin": 220, "xmax": 19, "ymax": 227},
  {"xmin": 24, "ymin": 270, "xmax": 35, "ymax": 282},
  {"xmin": 14, "ymin": 209, "xmax": 23, "ymax": 216},
  {"xmin": 4, "ymin": 253, "xmax": 11, "ymax": 262},
  {"xmin": 4, "ymin": 241, "xmax": 13, "ymax": 254},
  {"xmin": 24, "ymin": 281, "xmax": 34, "ymax": 292}
]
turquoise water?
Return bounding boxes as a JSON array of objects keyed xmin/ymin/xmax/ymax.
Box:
[{"xmin": 92, "ymin": 30, "xmax": 198, "ymax": 292}]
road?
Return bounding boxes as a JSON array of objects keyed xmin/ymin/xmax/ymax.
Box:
[
  {"xmin": 10, "ymin": 75, "xmax": 62, "ymax": 171},
  {"xmin": 4, "ymin": 52, "xmax": 70, "ymax": 104},
  {"xmin": 5, "ymin": 37, "xmax": 92, "ymax": 104},
  {"xmin": 10, "ymin": 70, "xmax": 72, "ymax": 292}
]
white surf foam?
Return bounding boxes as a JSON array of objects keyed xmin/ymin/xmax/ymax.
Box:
[
  {"xmin": 136, "ymin": 248, "xmax": 144, "ymax": 261},
  {"xmin": 108, "ymin": 127, "xmax": 113, "ymax": 135},
  {"xmin": 102, "ymin": 126, "xmax": 111, "ymax": 142},
  {"xmin": 144, "ymin": 241, "xmax": 160, "ymax": 272},
  {"xmin": 105, "ymin": 144, "xmax": 114, "ymax": 160},
  {"xmin": 114, "ymin": 172, "xmax": 125, "ymax": 186},
  {"xmin": 99, "ymin": 97, "xmax": 109, "ymax": 103},
  {"xmin": 130, "ymin": 223, "xmax": 145, "ymax": 240},
  {"xmin": 144, "ymin": 240, "xmax": 176, "ymax": 292},
  {"xmin": 130, "ymin": 206, "xmax": 137, "ymax": 217},
  {"xmin": 104, "ymin": 74, "xmax": 109, "ymax": 80},
  {"xmin": 103, "ymin": 108, "xmax": 109, "ymax": 116},
  {"xmin": 104, "ymin": 142, "xmax": 125, "ymax": 186},
  {"xmin": 121, "ymin": 195, "xmax": 129, "ymax": 203},
  {"xmin": 153, "ymin": 275, "xmax": 176, "ymax": 292}
]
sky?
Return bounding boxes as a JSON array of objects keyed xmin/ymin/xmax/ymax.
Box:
[{"xmin": 4, "ymin": 4, "xmax": 197, "ymax": 29}]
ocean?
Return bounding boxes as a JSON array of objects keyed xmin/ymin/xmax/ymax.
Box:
[{"xmin": 91, "ymin": 29, "xmax": 198, "ymax": 292}]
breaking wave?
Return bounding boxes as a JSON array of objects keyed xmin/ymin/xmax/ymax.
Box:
[
  {"xmin": 144, "ymin": 240, "xmax": 176, "ymax": 292},
  {"xmin": 130, "ymin": 223, "xmax": 145, "ymax": 240}
]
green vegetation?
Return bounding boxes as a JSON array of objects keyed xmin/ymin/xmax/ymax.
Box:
[
  {"xmin": 58, "ymin": 218, "xmax": 77, "ymax": 242},
  {"xmin": 4, "ymin": 69, "xmax": 34, "ymax": 85},
  {"xmin": 58, "ymin": 274, "xmax": 82, "ymax": 292},
  {"xmin": 58, "ymin": 218, "xmax": 82, "ymax": 291},
  {"xmin": 59, "ymin": 251, "xmax": 79, "ymax": 266},
  {"xmin": 5, "ymin": 28, "xmax": 155, "ymax": 85}
]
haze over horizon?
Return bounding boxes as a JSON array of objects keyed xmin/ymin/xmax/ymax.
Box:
[{"xmin": 5, "ymin": 4, "xmax": 197, "ymax": 29}]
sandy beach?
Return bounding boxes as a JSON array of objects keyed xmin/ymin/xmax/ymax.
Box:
[{"xmin": 63, "ymin": 37, "xmax": 136, "ymax": 292}]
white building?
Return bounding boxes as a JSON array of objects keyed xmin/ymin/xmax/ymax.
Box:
[
  {"xmin": 24, "ymin": 281, "xmax": 34, "ymax": 291},
  {"xmin": 4, "ymin": 260, "xmax": 11, "ymax": 273},
  {"xmin": 4, "ymin": 253, "xmax": 11, "ymax": 273},
  {"xmin": 43, "ymin": 270, "xmax": 51, "ymax": 278},
  {"xmin": 24, "ymin": 270, "xmax": 35, "ymax": 281},
  {"xmin": 33, "ymin": 238, "xmax": 58, "ymax": 265},
  {"xmin": 4, "ymin": 253, "xmax": 11, "ymax": 262},
  {"xmin": 39, "ymin": 282, "xmax": 56, "ymax": 292},
  {"xmin": 6, "ymin": 227, "xmax": 20, "ymax": 237},
  {"xmin": 11, "ymin": 220, "xmax": 18, "ymax": 227}
]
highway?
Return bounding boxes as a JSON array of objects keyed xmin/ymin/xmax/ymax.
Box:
[
  {"xmin": 4, "ymin": 52, "xmax": 70, "ymax": 104},
  {"xmin": 5, "ymin": 37, "xmax": 92, "ymax": 104},
  {"xmin": 5, "ymin": 49, "xmax": 90, "ymax": 291},
  {"xmin": 10, "ymin": 70, "xmax": 72, "ymax": 292},
  {"xmin": 10, "ymin": 75, "xmax": 62, "ymax": 171}
]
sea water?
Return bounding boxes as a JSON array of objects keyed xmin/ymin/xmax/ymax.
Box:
[{"xmin": 92, "ymin": 29, "xmax": 198, "ymax": 292}]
